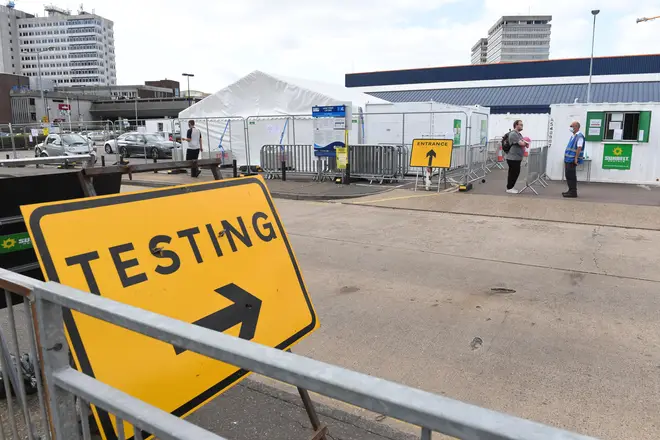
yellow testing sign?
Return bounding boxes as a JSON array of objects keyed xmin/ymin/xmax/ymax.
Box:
[
  {"xmin": 410, "ymin": 139, "xmax": 454, "ymax": 168},
  {"xmin": 21, "ymin": 177, "xmax": 319, "ymax": 440}
]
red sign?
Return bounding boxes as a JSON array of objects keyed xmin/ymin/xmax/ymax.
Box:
[{"xmin": 58, "ymin": 104, "xmax": 71, "ymax": 111}]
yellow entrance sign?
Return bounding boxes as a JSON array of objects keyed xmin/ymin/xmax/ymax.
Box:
[
  {"xmin": 410, "ymin": 139, "xmax": 453, "ymax": 168},
  {"xmin": 21, "ymin": 177, "xmax": 318, "ymax": 440}
]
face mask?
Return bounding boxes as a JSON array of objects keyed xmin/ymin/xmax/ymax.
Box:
[{"xmin": 569, "ymin": 127, "xmax": 575, "ymax": 133}]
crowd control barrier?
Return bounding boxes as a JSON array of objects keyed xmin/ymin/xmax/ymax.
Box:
[
  {"xmin": 350, "ymin": 144, "xmax": 409, "ymax": 183},
  {"xmin": 260, "ymin": 144, "xmax": 409, "ymax": 184},
  {"xmin": 520, "ymin": 145, "xmax": 550, "ymax": 195},
  {"xmin": 0, "ymin": 267, "xmax": 600, "ymax": 440}
]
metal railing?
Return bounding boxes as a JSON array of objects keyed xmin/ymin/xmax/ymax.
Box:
[
  {"xmin": 0, "ymin": 267, "xmax": 599, "ymax": 440},
  {"xmin": 0, "ymin": 154, "xmax": 95, "ymax": 169},
  {"xmin": 350, "ymin": 144, "xmax": 409, "ymax": 183},
  {"xmin": 260, "ymin": 144, "xmax": 409, "ymax": 184},
  {"xmin": 520, "ymin": 145, "xmax": 550, "ymax": 195},
  {"xmin": 0, "ymin": 271, "xmax": 52, "ymax": 440}
]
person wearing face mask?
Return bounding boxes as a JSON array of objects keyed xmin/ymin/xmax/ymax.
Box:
[{"xmin": 563, "ymin": 121, "xmax": 585, "ymax": 198}]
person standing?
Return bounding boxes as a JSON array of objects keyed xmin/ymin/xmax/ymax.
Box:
[
  {"xmin": 505, "ymin": 120, "xmax": 528, "ymax": 194},
  {"xmin": 182, "ymin": 120, "xmax": 203, "ymax": 178},
  {"xmin": 563, "ymin": 121, "xmax": 585, "ymax": 198}
]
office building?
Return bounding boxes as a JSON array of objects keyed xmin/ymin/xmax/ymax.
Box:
[
  {"xmin": 145, "ymin": 79, "xmax": 180, "ymax": 97},
  {"xmin": 486, "ymin": 15, "xmax": 552, "ymax": 63},
  {"xmin": 0, "ymin": 3, "xmax": 31, "ymax": 75},
  {"xmin": 470, "ymin": 15, "xmax": 552, "ymax": 64},
  {"xmin": 1, "ymin": 4, "xmax": 116, "ymax": 87},
  {"xmin": 470, "ymin": 38, "xmax": 488, "ymax": 65}
]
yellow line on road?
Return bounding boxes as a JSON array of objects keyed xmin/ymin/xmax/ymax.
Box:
[{"xmin": 350, "ymin": 192, "xmax": 444, "ymax": 205}]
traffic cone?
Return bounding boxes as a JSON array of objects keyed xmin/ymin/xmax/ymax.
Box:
[{"xmin": 497, "ymin": 146, "xmax": 504, "ymax": 162}]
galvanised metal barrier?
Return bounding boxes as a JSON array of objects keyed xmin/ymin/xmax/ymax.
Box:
[
  {"xmin": 350, "ymin": 144, "xmax": 408, "ymax": 184},
  {"xmin": 0, "ymin": 268, "xmax": 599, "ymax": 440},
  {"xmin": 466, "ymin": 144, "xmax": 491, "ymax": 184},
  {"xmin": 259, "ymin": 144, "xmax": 409, "ymax": 184},
  {"xmin": 0, "ymin": 271, "xmax": 52, "ymax": 440},
  {"xmin": 0, "ymin": 154, "xmax": 95, "ymax": 169},
  {"xmin": 486, "ymin": 138, "xmax": 504, "ymax": 171},
  {"xmin": 260, "ymin": 144, "xmax": 319, "ymax": 180},
  {"xmin": 520, "ymin": 145, "xmax": 550, "ymax": 195}
]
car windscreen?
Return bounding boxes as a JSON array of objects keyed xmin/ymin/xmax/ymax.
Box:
[{"xmin": 62, "ymin": 134, "xmax": 89, "ymax": 145}]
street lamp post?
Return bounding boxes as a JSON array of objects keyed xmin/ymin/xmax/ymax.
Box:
[
  {"xmin": 587, "ymin": 9, "xmax": 600, "ymax": 103},
  {"xmin": 182, "ymin": 73, "xmax": 194, "ymax": 107}
]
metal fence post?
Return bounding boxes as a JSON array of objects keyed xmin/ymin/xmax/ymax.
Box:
[
  {"xmin": 35, "ymin": 288, "xmax": 81, "ymax": 440},
  {"xmin": 8, "ymin": 123, "xmax": 16, "ymax": 159},
  {"xmin": 205, "ymin": 118, "xmax": 212, "ymax": 160}
]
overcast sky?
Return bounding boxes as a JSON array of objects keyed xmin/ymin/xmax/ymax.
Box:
[{"xmin": 15, "ymin": 0, "xmax": 660, "ymax": 92}]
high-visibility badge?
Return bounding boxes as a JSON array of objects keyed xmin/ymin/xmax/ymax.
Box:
[
  {"xmin": 21, "ymin": 177, "xmax": 319, "ymax": 440},
  {"xmin": 410, "ymin": 139, "xmax": 453, "ymax": 168}
]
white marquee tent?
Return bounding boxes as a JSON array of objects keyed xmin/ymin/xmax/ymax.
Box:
[{"xmin": 178, "ymin": 70, "xmax": 387, "ymax": 166}]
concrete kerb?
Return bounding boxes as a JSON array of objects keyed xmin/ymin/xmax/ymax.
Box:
[{"xmin": 123, "ymin": 178, "xmax": 396, "ymax": 201}]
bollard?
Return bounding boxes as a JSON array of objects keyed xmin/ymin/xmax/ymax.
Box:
[
  {"xmin": 153, "ymin": 156, "xmax": 158, "ymax": 173},
  {"xmin": 344, "ymin": 162, "xmax": 350, "ymax": 185},
  {"xmin": 232, "ymin": 159, "xmax": 238, "ymax": 178},
  {"xmin": 101, "ymin": 156, "xmax": 106, "ymax": 167},
  {"xmin": 281, "ymin": 160, "xmax": 287, "ymax": 181}
]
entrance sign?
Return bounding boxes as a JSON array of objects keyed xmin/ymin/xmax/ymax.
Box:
[
  {"xmin": 410, "ymin": 139, "xmax": 453, "ymax": 168},
  {"xmin": 602, "ymin": 144, "xmax": 633, "ymax": 170},
  {"xmin": 22, "ymin": 177, "xmax": 319, "ymax": 440}
]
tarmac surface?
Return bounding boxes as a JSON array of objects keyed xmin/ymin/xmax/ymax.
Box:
[{"xmin": 2, "ymin": 165, "xmax": 660, "ymax": 439}]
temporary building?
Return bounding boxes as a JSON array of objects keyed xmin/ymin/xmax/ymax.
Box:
[
  {"xmin": 362, "ymin": 102, "xmax": 491, "ymax": 147},
  {"xmin": 547, "ymin": 102, "xmax": 659, "ymax": 185},
  {"xmin": 178, "ymin": 70, "xmax": 387, "ymax": 166}
]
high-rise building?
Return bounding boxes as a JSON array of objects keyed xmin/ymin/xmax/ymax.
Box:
[
  {"xmin": 0, "ymin": 4, "xmax": 31, "ymax": 75},
  {"xmin": 486, "ymin": 15, "xmax": 552, "ymax": 64},
  {"xmin": 0, "ymin": 4, "xmax": 116, "ymax": 88},
  {"xmin": 470, "ymin": 38, "xmax": 488, "ymax": 65},
  {"xmin": 470, "ymin": 15, "xmax": 552, "ymax": 64}
]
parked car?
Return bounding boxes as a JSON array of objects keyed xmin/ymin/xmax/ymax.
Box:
[
  {"xmin": 107, "ymin": 133, "xmax": 179, "ymax": 159},
  {"xmin": 157, "ymin": 131, "xmax": 182, "ymax": 143},
  {"xmin": 35, "ymin": 133, "xmax": 97, "ymax": 164}
]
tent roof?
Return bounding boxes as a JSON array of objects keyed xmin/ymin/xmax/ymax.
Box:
[{"xmin": 180, "ymin": 70, "xmax": 388, "ymax": 119}]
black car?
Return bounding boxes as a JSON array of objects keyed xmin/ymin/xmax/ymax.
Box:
[{"xmin": 112, "ymin": 133, "xmax": 180, "ymax": 159}]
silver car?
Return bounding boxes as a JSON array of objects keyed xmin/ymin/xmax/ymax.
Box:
[{"xmin": 35, "ymin": 133, "xmax": 97, "ymax": 164}]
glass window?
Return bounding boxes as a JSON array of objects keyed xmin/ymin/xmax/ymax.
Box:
[{"xmin": 603, "ymin": 113, "xmax": 641, "ymax": 141}]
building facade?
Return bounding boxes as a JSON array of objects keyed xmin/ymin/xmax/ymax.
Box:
[
  {"xmin": 470, "ymin": 38, "xmax": 488, "ymax": 65},
  {"xmin": 0, "ymin": 4, "xmax": 31, "ymax": 75},
  {"xmin": 0, "ymin": 73, "xmax": 30, "ymax": 123},
  {"xmin": 145, "ymin": 79, "xmax": 180, "ymax": 97},
  {"xmin": 486, "ymin": 15, "xmax": 552, "ymax": 63},
  {"xmin": 1, "ymin": 4, "xmax": 117, "ymax": 88}
]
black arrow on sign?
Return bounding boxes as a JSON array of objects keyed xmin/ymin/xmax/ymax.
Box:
[
  {"xmin": 174, "ymin": 283, "xmax": 262, "ymax": 355},
  {"xmin": 426, "ymin": 149, "xmax": 437, "ymax": 167}
]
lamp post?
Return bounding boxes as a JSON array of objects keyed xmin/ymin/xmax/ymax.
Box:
[
  {"xmin": 587, "ymin": 9, "xmax": 600, "ymax": 103},
  {"xmin": 182, "ymin": 73, "xmax": 194, "ymax": 107},
  {"xmin": 23, "ymin": 47, "xmax": 54, "ymax": 122}
]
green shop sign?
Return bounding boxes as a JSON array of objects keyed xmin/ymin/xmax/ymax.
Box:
[
  {"xmin": 602, "ymin": 144, "xmax": 633, "ymax": 170},
  {"xmin": 0, "ymin": 232, "xmax": 33, "ymax": 254}
]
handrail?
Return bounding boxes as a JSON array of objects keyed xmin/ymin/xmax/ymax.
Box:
[{"xmin": 0, "ymin": 155, "xmax": 94, "ymax": 167}]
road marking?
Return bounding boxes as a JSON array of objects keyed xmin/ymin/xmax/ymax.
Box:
[{"xmin": 349, "ymin": 192, "xmax": 444, "ymax": 205}]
